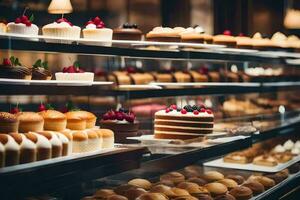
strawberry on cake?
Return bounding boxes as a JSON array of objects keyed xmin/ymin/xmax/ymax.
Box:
[{"xmin": 154, "ymin": 105, "xmax": 214, "ymax": 139}]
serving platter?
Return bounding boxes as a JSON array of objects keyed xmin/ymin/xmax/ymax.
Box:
[{"xmin": 204, "ymin": 155, "xmax": 300, "ymax": 173}]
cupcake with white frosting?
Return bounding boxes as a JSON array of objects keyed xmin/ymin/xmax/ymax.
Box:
[
  {"xmin": 7, "ymin": 13, "xmax": 39, "ymax": 36},
  {"xmin": 42, "ymin": 18, "xmax": 81, "ymax": 42},
  {"xmin": 82, "ymin": 16, "xmax": 113, "ymax": 46}
]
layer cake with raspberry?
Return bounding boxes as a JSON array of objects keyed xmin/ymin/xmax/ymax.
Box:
[{"xmin": 154, "ymin": 105, "xmax": 214, "ymax": 139}]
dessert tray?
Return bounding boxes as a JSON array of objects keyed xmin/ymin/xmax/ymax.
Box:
[
  {"xmin": 0, "ymin": 78, "xmax": 114, "ymax": 86},
  {"xmin": 204, "ymin": 155, "xmax": 300, "ymax": 173}
]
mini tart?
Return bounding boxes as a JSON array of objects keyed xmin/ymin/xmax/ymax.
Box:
[
  {"xmin": 213, "ymin": 35, "xmax": 237, "ymax": 47},
  {"xmin": 0, "ymin": 112, "xmax": 19, "ymax": 133},
  {"xmin": 242, "ymin": 181, "xmax": 265, "ymax": 195},
  {"xmin": 128, "ymin": 178, "xmax": 152, "ymax": 190},
  {"xmin": 39, "ymin": 110, "xmax": 67, "ymax": 131},
  {"xmin": 160, "ymin": 172, "xmax": 185, "ymax": 184},
  {"xmin": 17, "ymin": 112, "xmax": 44, "ymax": 132},
  {"xmin": 0, "ymin": 64, "xmax": 32, "ymax": 80},
  {"xmin": 202, "ymin": 171, "xmax": 224, "ymax": 182},
  {"xmin": 204, "ymin": 182, "xmax": 228, "ymax": 197},
  {"xmin": 229, "ymin": 186, "xmax": 253, "ymax": 200},
  {"xmin": 113, "ymin": 28, "xmax": 142, "ymax": 41},
  {"xmin": 32, "ymin": 67, "xmax": 52, "ymax": 80}
]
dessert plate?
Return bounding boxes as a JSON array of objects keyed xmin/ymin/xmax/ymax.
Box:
[
  {"xmin": 0, "ymin": 78, "xmax": 113, "ymax": 86},
  {"xmin": 204, "ymin": 155, "xmax": 300, "ymax": 173}
]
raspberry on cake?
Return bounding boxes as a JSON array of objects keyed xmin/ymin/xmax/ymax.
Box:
[
  {"xmin": 154, "ymin": 105, "xmax": 214, "ymax": 139},
  {"xmin": 55, "ymin": 61, "xmax": 94, "ymax": 82}
]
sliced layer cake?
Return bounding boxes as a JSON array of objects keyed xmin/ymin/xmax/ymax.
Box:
[{"xmin": 154, "ymin": 105, "xmax": 214, "ymax": 139}]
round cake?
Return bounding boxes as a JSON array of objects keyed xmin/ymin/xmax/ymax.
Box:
[
  {"xmin": 100, "ymin": 109, "xmax": 139, "ymax": 143},
  {"xmin": 154, "ymin": 105, "xmax": 214, "ymax": 139}
]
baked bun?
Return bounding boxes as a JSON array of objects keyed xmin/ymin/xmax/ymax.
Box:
[
  {"xmin": 226, "ymin": 175, "xmax": 245, "ymax": 185},
  {"xmin": 100, "ymin": 129, "xmax": 114, "ymax": 149},
  {"xmin": 85, "ymin": 129, "xmax": 102, "ymax": 152},
  {"xmin": 128, "ymin": 178, "xmax": 152, "ymax": 190},
  {"xmin": 18, "ymin": 112, "xmax": 44, "ymax": 132},
  {"xmin": 0, "ymin": 133, "xmax": 20, "ymax": 166},
  {"xmin": 25, "ymin": 132, "xmax": 52, "ymax": 161},
  {"xmin": 10, "ymin": 133, "xmax": 36, "ymax": 164},
  {"xmin": 37, "ymin": 131, "xmax": 63, "ymax": 158},
  {"xmin": 153, "ymin": 180, "xmax": 175, "ymax": 187},
  {"xmin": 242, "ymin": 181, "xmax": 265, "ymax": 195},
  {"xmin": 0, "ymin": 112, "xmax": 19, "ymax": 133},
  {"xmin": 177, "ymin": 182, "xmax": 209, "ymax": 194},
  {"xmin": 214, "ymin": 194, "xmax": 236, "ymax": 200},
  {"xmin": 160, "ymin": 172, "xmax": 185, "ymax": 184},
  {"xmin": 124, "ymin": 188, "xmax": 147, "ymax": 200},
  {"xmin": 94, "ymin": 189, "xmax": 115, "ymax": 199},
  {"xmin": 247, "ymin": 175, "xmax": 275, "ymax": 190},
  {"xmin": 187, "ymin": 177, "xmax": 207, "ymax": 186},
  {"xmin": 106, "ymin": 195, "xmax": 128, "ymax": 200},
  {"xmin": 55, "ymin": 132, "xmax": 71, "ymax": 156},
  {"xmin": 229, "ymin": 186, "xmax": 253, "ymax": 200},
  {"xmin": 205, "ymin": 182, "xmax": 228, "ymax": 197},
  {"xmin": 114, "ymin": 184, "xmax": 138, "ymax": 196},
  {"xmin": 203, "ymin": 171, "xmax": 224, "ymax": 182},
  {"xmin": 65, "ymin": 111, "xmax": 96, "ymax": 130},
  {"xmin": 173, "ymin": 196, "xmax": 198, "ymax": 200},
  {"xmin": 169, "ymin": 188, "xmax": 190, "ymax": 198},
  {"xmin": 136, "ymin": 193, "xmax": 168, "ymax": 200},
  {"xmin": 183, "ymin": 165, "xmax": 202, "ymax": 178},
  {"xmin": 217, "ymin": 179, "xmax": 238, "ymax": 189},
  {"xmin": 72, "ymin": 131, "xmax": 88, "ymax": 153},
  {"xmin": 193, "ymin": 194, "xmax": 213, "ymax": 200},
  {"xmin": 150, "ymin": 184, "xmax": 174, "ymax": 196},
  {"xmin": 39, "ymin": 110, "xmax": 67, "ymax": 131},
  {"xmin": 265, "ymin": 171, "xmax": 287, "ymax": 184}
]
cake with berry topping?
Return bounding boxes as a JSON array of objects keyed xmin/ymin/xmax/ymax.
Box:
[
  {"xmin": 154, "ymin": 105, "xmax": 214, "ymax": 139},
  {"xmin": 55, "ymin": 61, "xmax": 94, "ymax": 82},
  {"xmin": 7, "ymin": 9, "xmax": 39, "ymax": 36},
  {"xmin": 0, "ymin": 56, "xmax": 32, "ymax": 80},
  {"xmin": 32, "ymin": 59, "xmax": 52, "ymax": 80},
  {"xmin": 42, "ymin": 18, "xmax": 81, "ymax": 41},
  {"xmin": 83, "ymin": 16, "xmax": 113, "ymax": 46},
  {"xmin": 213, "ymin": 30, "xmax": 237, "ymax": 47},
  {"xmin": 100, "ymin": 108, "xmax": 139, "ymax": 143},
  {"xmin": 113, "ymin": 23, "xmax": 143, "ymax": 41}
]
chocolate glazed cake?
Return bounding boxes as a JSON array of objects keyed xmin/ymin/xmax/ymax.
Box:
[{"xmin": 154, "ymin": 105, "xmax": 214, "ymax": 139}]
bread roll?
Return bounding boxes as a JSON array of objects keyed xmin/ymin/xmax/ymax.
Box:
[
  {"xmin": 10, "ymin": 133, "xmax": 37, "ymax": 164},
  {"xmin": 72, "ymin": 131, "xmax": 88, "ymax": 153},
  {"xmin": 25, "ymin": 132, "xmax": 52, "ymax": 161},
  {"xmin": 0, "ymin": 112, "xmax": 19, "ymax": 133},
  {"xmin": 37, "ymin": 131, "xmax": 63, "ymax": 158},
  {"xmin": 0, "ymin": 134, "xmax": 20, "ymax": 166},
  {"xmin": 39, "ymin": 110, "xmax": 67, "ymax": 131},
  {"xmin": 18, "ymin": 112, "xmax": 44, "ymax": 132}
]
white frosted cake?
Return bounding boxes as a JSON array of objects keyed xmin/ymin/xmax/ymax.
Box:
[
  {"xmin": 55, "ymin": 62, "xmax": 94, "ymax": 82},
  {"xmin": 154, "ymin": 105, "xmax": 214, "ymax": 139},
  {"xmin": 7, "ymin": 14, "xmax": 38, "ymax": 36}
]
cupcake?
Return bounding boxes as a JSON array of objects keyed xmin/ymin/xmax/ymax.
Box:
[
  {"xmin": 0, "ymin": 56, "xmax": 32, "ymax": 80},
  {"xmin": 55, "ymin": 61, "xmax": 94, "ymax": 82},
  {"xmin": 113, "ymin": 23, "xmax": 143, "ymax": 41},
  {"xmin": 32, "ymin": 59, "xmax": 52, "ymax": 80},
  {"xmin": 7, "ymin": 12, "xmax": 38, "ymax": 36},
  {"xmin": 42, "ymin": 18, "xmax": 81, "ymax": 42},
  {"xmin": 82, "ymin": 16, "xmax": 113, "ymax": 46}
]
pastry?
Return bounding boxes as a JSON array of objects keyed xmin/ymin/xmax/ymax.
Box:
[
  {"xmin": 265, "ymin": 170, "xmax": 288, "ymax": 184},
  {"xmin": 113, "ymin": 23, "xmax": 142, "ymax": 41},
  {"xmin": 7, "ymin": 12, "xmax": 39, "ymax": 36},
  {"xmin": 0, "ymin": 112, "xmax": 19, "ymax": 133},
  {"xmin": 242, "ymin": 181, "xmax": 264, "ymax": 195},
  {"xmin": 65, "ymin": 110, "xmax": 96, "ymax": 130},
  {"xmin": 106, "ymin": 195, "xmax": 128, "ymax": 200},
  {"xmin": 154, "ymin": 105, "xmax": 214, "ymax": 139},
  {"xmin": 55, "ymin": 132, "xmax": 71, "ymax": 156},
  {"xmin": 214, "ymin": 194, "xmax": 236, "ymax": 200},
  {"xmin": 160, "ymin": 171, "xmax": 185, "ymax": 184},
  {"xmin": 189, "ymin": 71, "xmax": 208, "ymax": 82},
  {"xmin": 99, "ymin": 129, "xmax": 114, "ymax": 149},
  {"xmin": 192, "ymin": 194, "xmax": 213, "ymax": 200},
  {"xmin": 128, "ymin": 178, "xmax": 152, "ymax": 190},
  {"xmin": 136, "ymin": 193, "xmax": 168, "ymax": 200},
  {"xmin": 124, "ymin": 188, "xmax": 146, "ymax": 200},
  {"xmin": 39, "ymin": 110, "xmax": 67, "ymax": 131},
  {"xmin": 129, "ymin": 72, "xmax": 155, "ymax": 85},
  {"xmin": 235, "ymin": 35, "xmax": 253, "ymax": 49},
  {"xmin": 217, "ymin": 179, "xmax": 238, "ymax": 189},
  {"xmin": 42, "ymin": 18, "xmax": 81, "ymax": 40},
  {"xmin": 173, "ymin": 196, "xmax": 198, "ymax": 200},
  {"xmin": 283, "ymin": 140, "xmax": 294, "ymax": 151},
  {"xmin": 55, "ymin": 62, "xmax": 94, "ymax": 82},
  {"xmin": 94, "ymin": 189, "xmax": 115, "ymax": 199},
  {"xmin": 202, "ymin": 171, "xmax": 224, "ymax": 182},
  {"xmin": 173, "ymin": 71, "xmax": 192, "ymax": 82},
  {"xmin": 151, "ymin": 70, "xmax": 174, "ymax": 82},
  {"xmin": 0, "ymin": 56, "xmax": 32, "ymax": 80},
  {"xmin": 0, "ymin": 134, "xmax": 20, "ymax": 166},
  {"xmin": 213, "ymin": 30, "xmax": 237, "ymax": 47},
  {"xmin": 187, "ymin": 177, "xmax": 207, "ymax": 186},
  {"xmin": 247, "ymin": 175, "xmax": 275, "ymax": 190},
  {"xmin": 226, "ymin": 175, "xmax": 245, "ymax": 185},
  {"xmin": 272, "ymin": 152, "xmax": 293, "ymax": 163},
  {"xmin": 169, "ymin": 188, "xmax": 190, "ymax": 198},
  {"xmin": 204, "ymin": 182, "xmax": 228, "ymax": 197},
  {"xmin": 100, "ymin": 109, "xmax": 139, "ymax": 143},
  {"xmin": 108, "ymin": 71, "xmax": 132, "ymax": 85},
  {"xmin": 229, "ymin": 186, "xmax": 253, "ymax": 200},
  {"xmin": 85, "ymin": 129, "xmax": 102, "ymax": 152},
  {"xmin": 179, "ymin": 26, "xmax": 205, "ymax": 43},
  {"xmin": 150, "ymin": 184, "xmax": 175, "ymax": 196},
  {"xmin": 252, "ymin": 32, "xmax": 275, "ymax": 50},
  {"xmin": 72, "ymin": 130, "xmax": 88, "ymax": 153},
  {"xmin": 253, "ymin": 154, "xmax": 278, "ymax": 167},
  {"xmin": 224, "ymin": 152, "xmax": 252, "ymax": 164},
  {"xmin": 146, "ymin": 27, "xmax": 181, "ymax": 42},
  {"xmin": 114, "ymin": 184, "xmax": 138, "ymax": 196},
  {"xmin": 10, "ymin": 133, "xmax": 36, "ymax": 164},
  {"xmin": 37, "ymin": 131, "xmax": 62, "ymax": 158},
  {"xmin": 83, "ymin": 17, "xmax": 113, "ymax": 46},
  {"xmin": 183, "ymin": 165, "xmax": 202, "ymax": 177},
  {"xmin": 272, "ymin": 145, "xmax": 286, "ymax": 153},
  {"xmin": 25, "ymin": 132, "xmax": 51, "ymax": 161},
  {"xmin": 0, "ymin": 22, "xmax": 7, "ymax": 33},
  {"xmin": 177, "ymin": 182, "xmax": 209, "ymax": 194},
  {"xmin": 32, "ymin": 59, "xmax": 52, "ymax": 80},
  {"xmin": 17, "ymin": 112, "xmax": 44, "ymax": 132},
  {"xmin": 271, "ymin": 32, "xmax": 288, "ymax": 49}
]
